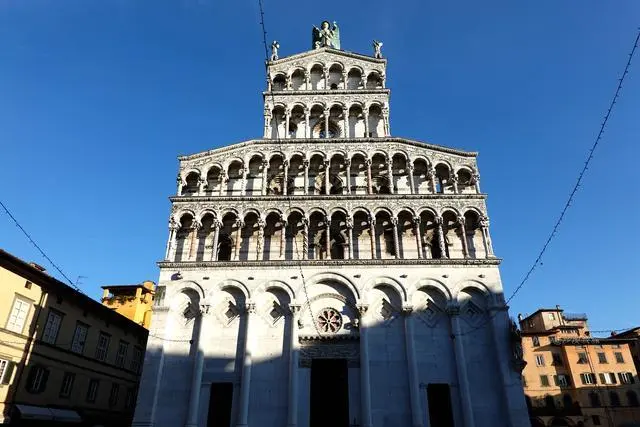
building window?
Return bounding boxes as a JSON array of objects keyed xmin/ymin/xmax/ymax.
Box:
[
  {"xmin": 592, "ymin": 415, "xmax": 601, "ymax": 425},
  {"xmin": 551, "ymin": 353, "xmax": 563, "ymax": 366},
  {"xmin": 619, "ymin": 372, "xmax": 635, "ymax": 384},
  {"xmin": 577, "ymin": 352, "xmax": 588, "ymax": 364},
  {"xmin": 26, "ymin": 365, "xmax": 49, "ymax": 394},
  {"xmin": 609, "ymin": 391, "xmax": 621, "ymax": 407},
  {"xmin": 554, "ymin": 374, "xmax": 570, "ymax": 387},
  {"xmin": 42, "ymin": 309, "xmax": 63, "ymax": 344},
  {"xmin": 6, "ymin": 296, "xmax": 31, "ymax": 334},
  {"xmin": 599, "ymin": 372, "xmax": 617, "ymax": 385},
  {"xmin": 597, "ymin": 352, "xmax": 607, "ymax": 364},
  {"xmin": 115, "ymin": 341, "xmax": 129, "ymax": 368},
  {"xmin": 532, "ymin": 336, "xmax": 540, "ymax": 347},
  {"xmin": 131, "ymin": 346, "xmax": 143, "ymax": 373},
  {"xmin": 108, "ymin": 383, "xmax": 120, "ymax": 407},
  {"xmin": 86, "ymin": 379, "xmax": 100, "ymax": 403},
  {"xmin": 548, "ymin": 312, "xmax": 555, "ymax": 320},
  {"xmin": 540, "ymin": 375, "xmax": 550, "ymax": 387},
  {"xmin": 580, "ymin": 372, "xmax": 596, "ymax": 385},
  {"xmin": 24, "ymin": 281, "xmax": 32, "ymax": 289},
  {"xmin": 71, "ymin": 322, "xmax": 89, "ymax": 354},
  {"xmin": 535, "ymin": 354, "xmax": 545, "ymax": 366},
  {"xmin": 125, "ymin": 388, "xmax": 137, "ymax": 410},
  {"xmin": 614, "ymin": 352, "xmax": 624, "ymax": 363},
  {"xmin": 590, "ymin": 392, "xmax": 602, "ymax": 407},
  {"xmin": 0, "ymin": 359, "xmax": 16, "ymax": 385},
  {"xmin": 627, "ymin": 391, "xmax": 639, "ymax": 407},
  {"xmin": 59, "ymin": 372, "xmax": 75, "ymax": 398},
  {"xmin": 95, "ymin": 332, "xmax": 111, "ymax": 362}
]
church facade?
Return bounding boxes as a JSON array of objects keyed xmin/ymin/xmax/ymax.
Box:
[{"xmin": 132, "ymin": 21, "xmax": 530, "ymax": 427}]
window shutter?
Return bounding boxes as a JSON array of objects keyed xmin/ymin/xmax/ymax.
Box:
[
  {"xmin": 39, "ymin": 368, "xmax": 50, "ymax": 393},
  {"xmin": 580, "ymin": 374, "xmax": 586, "ymax": 385},
  {"xmin": 1, "ymin": 362, "xmax": 15, "ymax": 385},
  {"xmin": 599, "ymin": 373, "xmax": 606, "ymax": 384},
  {"xmin": 553, "ymin": 375, "xmax": 559, "ymax": 386},
  {"xmin": 618, "ymin": 373, "xmax": 624, "ymax": 383},
  {"xmin": 611, "ymin": 373, "xmax": 617, "ymax": 384},
  {"xmin": 630, "ymin": 373, "xmax": 636, "ymax": 384},
  {"xmin": 25, "ymin": 366, "xmax": 37, "ymax": 392}
]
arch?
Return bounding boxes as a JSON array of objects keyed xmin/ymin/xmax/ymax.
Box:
[
  {"xmin": 255, "ymin": 280, "xmax": 296, "ymax": 302},
  {"xmin": 212, "ymin": 279, "xmax": 251, "ymax": 300},
  {"xmin": 363, "ymin": 276, "xmax": 407, "ymax": 302},
  {"xmin": 453, "ymin": 280, "xmax": 491, "ymax": 303},
  {"xmin": 197, "ymin": 209, "xmax": 217, "ymax": 223},
  {"xmin": 410, "ymin": 278, "xmax": 453, "ymax": 302},
  {"xmin": 172, "ymin": 280, "xmax": 206, "ymax": 301},
  {"xmin": 304, "ymin": 271, "xmax": 360, "ymax": 301},
  {"xmin": 176, "ymin": 209, "xmax": 196, "ymax": 222}
]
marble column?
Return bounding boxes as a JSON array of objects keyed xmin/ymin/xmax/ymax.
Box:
[
  {"xmin": 286, "ymin": 304, "xmax": 301, "ymax": 427},
  {"xmin": 345, "ymin": 158, "xmax": 351, "ymax": 194},
  {"xmin": 387, "ymin": 158, "xmax": 394, "ymax": 193},
  {"xmin": 382, "ymin": 106, "xmax": 390, "ymax": 136},
  {"xmin": 256, "ymin": 219, "xmax": 265, "ymax": 261},
  {"xmin": 391, "ymin": 217, "xmax": 400, "ymax": 259},
  {"xmin": 285, "ymin": 108, "xmax": 291, "ymax": 139},
  {"xmin": 458, "ymin": 216, "xmax": 469, "ymax": 259},
  {"xmin": 303, "ymin": 160, "xmax": 310, "ymax": 195},
  {"xmin": 369, "ymin": 216, "xmax": 376, "ymax": 259},
  {"xmin": 342, "ymin": 107, "xmax": 349, "ymax": 138},
  {"xmin": 346, "ymin": 218, "xmax": 354, "ymax": 260},
  {"xmin": 403, "ymin": 306, "xmax": 423, "ymax": 427},
  {"xmin": 473, "ymin": 172, "xmax": 481, "ymax": 193},
  {"xmin": 435, "ymin": 216, "xmax": 447, "ymax": 258},
  {"xmin": 176, "ymin": 173, "xmax": 184, "ymax": 195},
  {"xmin": 412, "ymin": 217, "xmax": 422, "ymax": 259},
  {"xmin": 407, "ymin": 163, "xmax": 415, "ymax": 194},
  {"xmin": 449, "ymin": 306, "xmax": 475, "ymax": 427},
  {"xmin": 366, "ymin": 158, "xmax": 373, "ymax": 194},
  {"xmin": 323, "ymin": 108, "xmax": 330, "ymax": 138},
  {"xmin": 219, "ymin": 171, "xmax": 227, "ymax": 196},
  {"xmin": 210, "ymin": 220, "xmax": 221, "ymax": 261},
  {"xmin": 236, "ymin": 302, "xmax": 256, "ymax": 427},
  {"xmin": 363, "ymin": 111, "xmax": 369, "ymax": 138},
  {"xmin": 480, "ymin": 216, "xmax": 494, "ymax": 257},
  {"xmin": 362, "ymin": 75, "xmax": 368, "ymax": 89},
  {"xmin": 263, "ymin": 105, "xmax": 271, "ymax": 138},
  {"xmin": 323, "ymin": 66, "xmax": 328, "ymax": 89},
  {"xmin": 188, "ymin": 221, "xmax": 201, "ymax": 261},
  {"xmin": 279, "ymin": 217, "xmax": 287, "ymax": 260},
  {"xmin": 450, "ymin": 173, "xmax": 459, "ymax": 194},
  {"xmin": 240, "ymin": 168, "xmax": 247, "ymax": 196},
  {"xmin": 184, "ymin": 306, "xmax": 207, "ymax": 427},
  {"xmin": 304, "ymin": 71, "xmax": 310, "ymax": 91},
  {"xmin": 198, "ymin": 176, "xmax": 207, "ymax": 195},
  {"xmin": 283, "ymin": 160, "xmax": 290, "ymax": 196},
  {"xmin": 302, "ymin": 218, "xmax": 309, "ymax": 259},
  {"xmin": 165, "ymin": 219, "xmax": 179, "ymax": 261},
  {"xmin": 304, "ymin": 108, "xmax": 310, "ymax": 139},
  {"xmin": 234, "ymin": 220, "xmax": 244, "ymax": 261},
  {"xmin": 324, "ymin": 160, "xmax": 330, "ymax": 195},
  {"xmin": 358, "ymin": 304, "xmax": 373, "ymax": 427},
  {"xmin": 342, "ymin": 71, "xmax": 348, "ymax": 89},
  {"xmin": 427, "ymin": 166, "xmax": 436, "ymax": 194},
  {"xmin": 261, "ymin": 160, "xmax": 269, "ymax": 196},
  {"xmin": 380, "ymin": 73, "xmax": 386, "ymax": 89},
  {"xmin": 324, "ymin": 218, "xmax": 331, "ymax": 259}
]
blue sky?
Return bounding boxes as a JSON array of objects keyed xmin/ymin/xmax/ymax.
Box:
[{"xmin": 1, "ymin": 1, "xmax": 638, "ymax": 334}]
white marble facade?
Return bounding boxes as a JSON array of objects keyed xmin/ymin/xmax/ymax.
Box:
[{"xmin": 133, "ymin": 25, "xmax": 530, "ymax": 427}]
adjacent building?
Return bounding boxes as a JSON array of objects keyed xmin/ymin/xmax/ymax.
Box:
[
  {"xmin": 101, "ymin": 281, "xmax": 156, "ymax": 329},
  {"xmin": 133, "ymin": 20, "xmax": 529, "ymax": 427},
  {"xmin": 615, "ymin": 327, "xmax": 640, "ymax": 375},
  {"xmin": 520, "ymin": 307, "xmax": 640, "ymax": 427},
  {"xmin": 0, "ymin": 249, "xmax": 147, "ymax": 426}
]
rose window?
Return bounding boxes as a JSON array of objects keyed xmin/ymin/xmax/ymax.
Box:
[{"xmin": 316, "ymin": 308, "xmax": 343, "ymax": 333}]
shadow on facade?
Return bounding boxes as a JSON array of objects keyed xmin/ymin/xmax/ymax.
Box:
[
  {"xmin": 526, "ymin": 380, "xmax": 640, "ymax": 427},
  {"xmin": 132, "ymin": 281, "xmax": 531, "ymax": 427}
]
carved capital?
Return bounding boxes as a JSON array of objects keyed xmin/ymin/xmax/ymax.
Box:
[
  {"xmin": 391, "ymin": 217, "xmax": 399, "ymax": 226},
  {"xmin": 213, "ymin": 219, "xmax": 222, "ymax": 229},
  {"xmin": 480, "ymin": 216, "xmax": 490, "ymax": 228},
  {"xmin": 457, "ymin": 215, "xmax": 466, "ymax": 226},
  {"xmin": 245, "ymin": 302, "xmax": 256, "ymax": 314},
  {"xmin": 235, "ymin": 219, "xmax": 244, "ymax": 228},
  {"xmin": 289, "ymin": 304, "xmax": 301, "ymax": 317},
  {"xmin": 365, "ymin": 158, "xmax": 372, "ymax": 167},
  {"xmin": 412, "ymin": 216, "xmax": 421, "ymax": 226},
  {"xmin": 346, "ymin": 218, "xmax": 354, "ymax": 229},
  {"xmin": 401, "ymin": 304, "xmax": 414, "ymax": 315},
  {"xmin": 199, "ymin": 303, "xmax": 211, "ymax": 315},
  {"xmin": 303, "ymin": 159, "xmax": 310, "ymax": 168},
  {"xmin": 446, "ymin": 304, "xmax": 460, "ymax": 316},
  {"xmin": 257, "ymin": 219, "xmax": 266, "ymax": 229},
  {"xmin": 435, "ymin": 216, "xmax": 443, "ymax": 225},
  {"xmin": 356, "ymin": 304, "xmax": 369, "ymax": 316}
]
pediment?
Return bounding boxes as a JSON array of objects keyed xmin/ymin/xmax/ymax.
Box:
[{"xmin": 268, "ymin": 47, "xmax": 386, "ymax": 77}]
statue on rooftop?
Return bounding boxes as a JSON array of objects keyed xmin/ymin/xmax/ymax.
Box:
[
  {"xmin": 270, "ymin": 41, "xmax": 280, "ymax": 61},
  {"xmin": 373, "ymin": 40, "xmax": 383, "ymax": 58},
  {"xmin": 312, "ymin": 20, "xmax": 340, "ymax": 50}
]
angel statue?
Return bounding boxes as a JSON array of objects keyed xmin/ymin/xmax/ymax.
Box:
[
  {"xmin": 373, "ymin": 40, "xmax": 383, "ymax": 58},
  {"xmin": 270, "ymin": 40, "xmax": 280, "ymax": 61},
  {"xmin": 312, "ymin": 20, "xmax": 340, "ymax": 49}
]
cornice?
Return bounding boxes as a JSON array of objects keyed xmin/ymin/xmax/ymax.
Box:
[
  {"xmin": 157, "ymin": 258, "xmax": 502, "ymax": 269},
  {"xmin": 263, "ymin": 89, "xmax": 390, "ymax": 97},
  {"xmin": 268, "ymin": 47, "xmax": 387, "ymax": 66},
  {"xmin": 178, "ymin": 137, "xmax": 477, "ymax": 161},
  {"xmin": 170, "ymin": 193, "xmax": 488, "ymax": 203}
]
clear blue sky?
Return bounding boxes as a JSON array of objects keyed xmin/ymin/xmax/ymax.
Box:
[{"xmin": 1, "ymin": 1, "xmax": 638, "ymax": 334}]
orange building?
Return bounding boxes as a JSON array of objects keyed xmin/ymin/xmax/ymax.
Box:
[
  {"xmin": 519, "ymin": 307, "xmax": 640, "ymax": 427},
  {"xmin": 101, "ymin": 282, "xmax": 155, "ymax": 329},
  {"xmin": 615, "ymin": 327, "xmax": 640, "ymax": 375}
]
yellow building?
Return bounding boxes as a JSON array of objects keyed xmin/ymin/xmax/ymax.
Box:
[
  {"xmin": 519, "ymin": 307, "xmax": 640, "ymax": 427},
  {"xmin": 0, "ymin": 249, "xmax": 148, "ymax": 426},
  {"xmin": 101, "ymin": 282, "xmax": 155, "ymax": 329}
]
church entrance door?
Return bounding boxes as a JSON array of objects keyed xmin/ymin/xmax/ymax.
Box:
[
  {"xmin": 310, "ymin": 358, "xmax": 349, "ymax": 427},
  {"xmin": 207, "ymin": 382, "xmax": 233, "ymax": 427}
]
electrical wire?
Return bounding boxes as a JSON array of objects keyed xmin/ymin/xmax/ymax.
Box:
[{"xmin": 454, "ymin": 28, "xmax": 640, "ymax": 338}]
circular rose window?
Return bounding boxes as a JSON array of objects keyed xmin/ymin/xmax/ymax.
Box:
[{"xmin": 317, "ymin": 308, "xmax": 343, "ymax": 333}]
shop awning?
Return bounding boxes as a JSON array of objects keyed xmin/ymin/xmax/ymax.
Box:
[
  {"xmin": 50, "ymin": 408, "xmax": 82, "ymax": 423},
  {"xmin": 14, "ymin": 404, "xmax": 53, "ymax": 420}
]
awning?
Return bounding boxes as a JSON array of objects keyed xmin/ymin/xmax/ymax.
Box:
[
  {"xmin": 50, "ymin": 408, "xmax": 82, "ymax": 423},
  {"xmin": 14, "ymin": 404, "xmax": 53, "ymax": 420}
]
